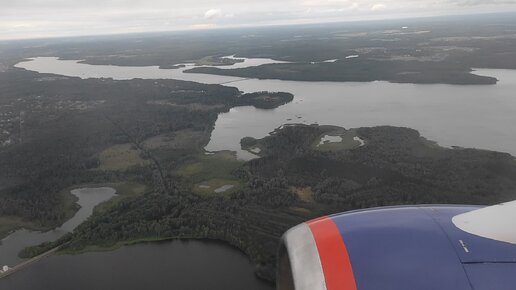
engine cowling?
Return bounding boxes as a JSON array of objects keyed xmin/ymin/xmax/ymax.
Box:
[{"xmin": 278, "ymin": 203, "xmax": 516, "ymax": 290}]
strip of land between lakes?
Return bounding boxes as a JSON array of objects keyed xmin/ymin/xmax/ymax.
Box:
[{"xmin": 0, "ymin": 245, "xmax": 61, "ymax": 279}]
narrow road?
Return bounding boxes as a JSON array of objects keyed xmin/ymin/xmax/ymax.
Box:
[
  {"xmin": 0, "ymin": 246, "xmax": 60, "ymax": 279},
  {"xmin": 218, "ymin": 78, "xmax": 250, "ymax": 85},
  {"xmin": 102, "ymin": 115, "xmax": 170, "ymax": 193}
]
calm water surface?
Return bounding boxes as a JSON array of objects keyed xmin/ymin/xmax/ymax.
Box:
[
  {"xmin": 11, "ymin": 56, "xmax": 516, "ymax": 288},
  {"xmin": 16, "ymin": 57, "xmax": 516, "ymax": 159},
  {"xmin": 0, "ymin": 187, "xmax": 116, "ymax": 266},
  {"xmin": 206, "ymin": 68, "xmax": 516, "ymax": 159},
  {"xmin": 0, "ymin": 240, "xmax": 273, "ymax": 290}
]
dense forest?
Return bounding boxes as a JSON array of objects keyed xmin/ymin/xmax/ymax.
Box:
[
  {"xmin": 2, "ymin": 13, "xmax": 516, "ymax": 284},
  {"xmin": 2, "ymin": 68, "xmax": 516, "ymax": 281},
  {"xmin": 20, "ymin": 123, "xmax": 516, "ymax": 282},
  {"xmin": 0, "ymin": 68, "xmax": 288, "ymax": 235},
  {"xmin": 2, "ymin": 14, "xmax": 515, "ymax": 86},
  {"xmin": 237, "ymin": 92, "xmax": 294, "ymax": 109},
  {"xmin": 186, "ymin": 59, "xmax": 497, "ymax": 85}
]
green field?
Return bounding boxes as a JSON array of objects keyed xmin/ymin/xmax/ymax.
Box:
[
  {"xmin": 98, "ymin": 144, "xmax": 150, "ymax": 171},
  {"xmin": 142, "ymin": 129, "xmax": 206, "ymax": 150},
  {"xmin": 290, "ymin": 186, "xmax": 314, "ymax": 203},
  {"xmin": 193, "ymin": 178, "xmax": 240, "ymax": 196},
  {"xmin": 177, "ymin": 151, "xmax": 243, "ymax": 196}
]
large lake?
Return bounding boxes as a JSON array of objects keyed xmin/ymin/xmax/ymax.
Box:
[
  {"xmin": 16, "ymin": 57, "xmax": 516, "ymax": 159},
  {"xmin": 0, "ymin": 187, "xmax": 116, "ymax": 266},
  {"xmin": 10, "ymin": 56, "xmax": 516, "ymax": 288},
  {"xmin": 0, "ymin": 240, "xmax": 273, "ymax": 290}
]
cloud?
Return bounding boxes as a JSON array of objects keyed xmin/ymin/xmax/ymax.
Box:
[
  {"xmin": 1, "ymin": 0, "xmax": 516, "ymax": 40},
  {"xmin": 371, "ymin": 3, "xmax": 386, "ymax": 11},
  {"xmin": 204, "ymin": 8, "xmax": 222, "ymax": 19},
  {"xmin": 446, "ymin": 0, "xmax": 516, "ymax": 5},
  {"xmin": 190, "ymin": 23, "xmax": 217, "ymax": 29}
]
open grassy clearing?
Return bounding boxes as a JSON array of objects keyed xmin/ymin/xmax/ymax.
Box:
[
  {"xmin": 142, "ymin": 129, "xmax": 206, "ymax": 150},
  {"xmin": 290, "ymin": 186, "xmax": 314, "ymax": 203},
  {"xmin": 193, "ymin": 178, "xmax": 241, "ymax": 197},
  {"xmin": 177, "ymin": 151, "xmax": 243, "ymax": 196},
  {"xmin": 97, "ymin": 143, "xmax": 150, "ymax": 171},
  {"xmin": 177, "ymin": 151, "xmax": 241, "ymax": 179}
]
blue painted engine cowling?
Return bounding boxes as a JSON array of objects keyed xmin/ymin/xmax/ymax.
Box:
[{"xmin": 278, "ymin": 205, "xmax": 516, "ymax": 290}]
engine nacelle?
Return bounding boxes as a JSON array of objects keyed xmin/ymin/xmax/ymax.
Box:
[{"xmin": 278, "ymin": 202, "xmax": 516, "ymax": 290}]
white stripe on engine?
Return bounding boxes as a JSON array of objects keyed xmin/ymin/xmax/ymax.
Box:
[{"xmin": 283, "ymin": 223, "xmax": 327, "ymax": 290}]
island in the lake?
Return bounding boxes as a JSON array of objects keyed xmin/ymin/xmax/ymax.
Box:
[
  {"xmin": 1, "ymin": 13, "xmax": 516, "ymax": 285},
  {"xmin": 1, "ymin": 67, "xmax": 516, "ymax": 283},
  {"xmin": 185, "ymin": 59, "xmax": 498, "ymax": 85},
  {"xmin": 16, "ymin": 120, "xmax": 516, "ymax": 281},
  {"xmin": 237, "ymin": 92, "xmax": 294, "ymax": 109}
]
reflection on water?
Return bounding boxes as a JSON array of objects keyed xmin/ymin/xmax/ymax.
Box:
[
  {"xmin": 15, "ymin": 57, "xmax": 516, "ymax": 160},
  {"xmin": 0, "ymin": 187, "xmax": 116, "ymax": 266}
]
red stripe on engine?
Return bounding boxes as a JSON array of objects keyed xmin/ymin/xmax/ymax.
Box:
[{"xmin": 307, "ymin": 217, "xmax": 358, "ymax": 290}]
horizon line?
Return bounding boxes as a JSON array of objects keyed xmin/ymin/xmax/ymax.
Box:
[{"xmin": 2, "ymin": 10, "xmax": 516, "ymax": 43}]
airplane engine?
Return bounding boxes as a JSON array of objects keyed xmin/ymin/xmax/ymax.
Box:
[{"xmin": 278, "ymin": 202, "xmax": 516, "ymax": 290}]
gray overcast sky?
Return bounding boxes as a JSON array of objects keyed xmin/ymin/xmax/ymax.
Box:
[{"xmin": 1, "ymin": 0, "xmax": 516, "ymax": 40}]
